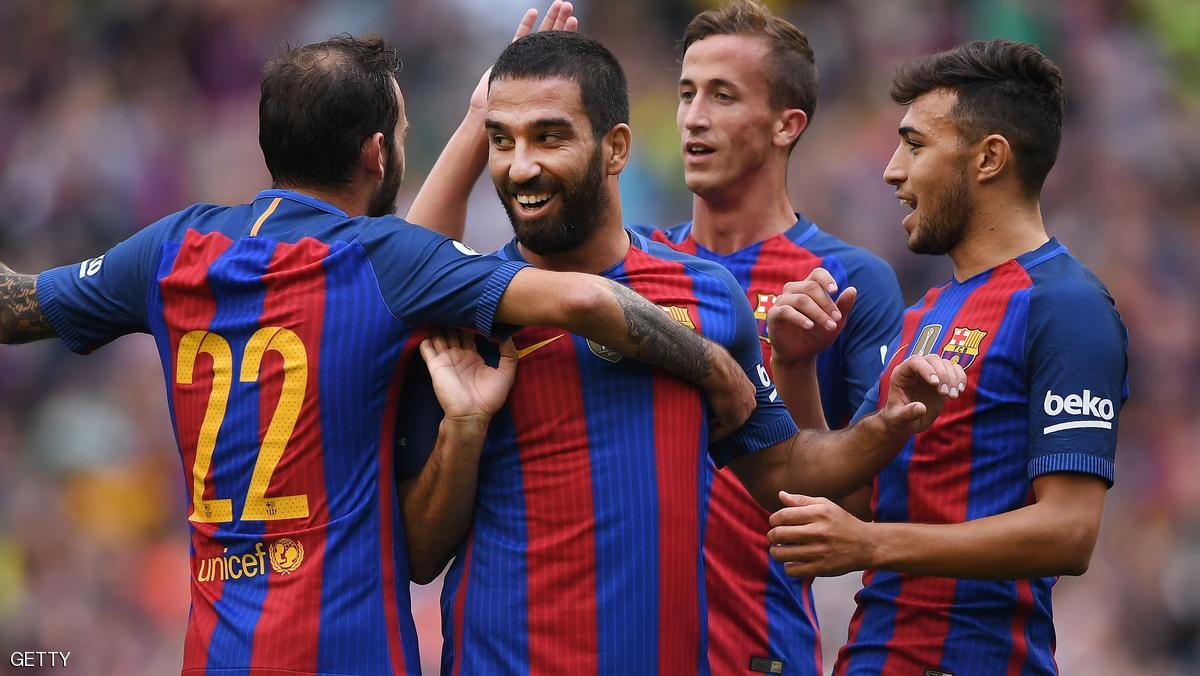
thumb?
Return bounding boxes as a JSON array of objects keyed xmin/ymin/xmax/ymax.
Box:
[
  {"xmin": 884, "ymin": 401, "xmax": 926, "ymax": 428},
  {"xmin": 778, "ymin": 491, "xmax": 821, "ymax": 507},
  {"xmin": 835, "ymin": 286, "xmax": 857, "ymax": 319}
]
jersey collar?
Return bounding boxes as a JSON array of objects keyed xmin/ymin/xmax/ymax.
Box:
[{"xmin": 254, "ymin": 189, "xmax": 349, "ymax": 218}]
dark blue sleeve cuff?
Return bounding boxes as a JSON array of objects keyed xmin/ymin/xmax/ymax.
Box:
[
  {"xmin": 474, "ymin": 261, "xmax": 530, "ymax": 337},
  {"xmin": 1028, "ymin": 452, "xmax": 1115, "ymax": 487},
  {"xmin": 36, "ymin": 269, "xmax": 93, "ymax": 354},
  {"xmin": 710, "ymin": 414, "xmax": 799, "ymax": 469}
]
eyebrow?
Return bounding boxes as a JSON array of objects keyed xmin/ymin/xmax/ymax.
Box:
[
  {"xmin": 678, "ymin": 77, "xmax": 740, "ymax": 91},
  {"xmin": 484, "ymin": 117, "xmax": 575, "ymax": 131},
  {"xmin": 899, "ymin": 125, "xmax": 924, "ymax": 138}
]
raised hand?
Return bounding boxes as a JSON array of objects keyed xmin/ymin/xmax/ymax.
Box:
[
  {"xmin": 766, "ymin": 267, "xmax": 856, "ymax": 365},
  {"xmin": 468, "ymin": 1, "xmax": 579, "ymax": 111},
  {"xmin": 878, "ymin": 354, "xmax": 967, "ymax": 437},
  {"xmin": 419, "ymin": 329, "xmax": 518, "ymax": 425},
  {"xmin": 768, "ymin": 491, "xmax": 874, "ymax": 577}
]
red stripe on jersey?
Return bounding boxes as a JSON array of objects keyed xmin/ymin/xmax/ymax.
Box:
[
  {"xmin": 379, "ymin": 342, "xmax": 420, "ymax": 674},
  {"xmin": 651, "ymin": 228, "xmax": 697, "ymax": 256},
  {"xmin": 881, "ymin": 262, "xmax": 1032, "ymax": 674},
  {"xmin": 508, "ymin": 327, "xmax": 598, "ymax": 675},
  {"xmin": 451, "ymin": 534, "xmax": 474, "ymax": 676},
  {"xmin": 1006, "ymin": 579, "xmax": 1034, "ymax": 676},
  {"xmin": 703, "ymin": 470, "xmax": 769, "ymax": 673},
  {"xmin": 623, "ymin": 249, "xmax": 705, "ymax": 673},
  {"xmin": 748, "ymin": 234, "xmax": 823, "ymax": 366},
  {"xmin": 835, "ymin": 569, "xmax": 875, "ymax": 676},
  {"xmin": 249, "ymin": 238, "xmax": 331, "ymax": 672},
  {"xmin": 160, "ymin": 230, "xmax": 234, "ymax": 673}
]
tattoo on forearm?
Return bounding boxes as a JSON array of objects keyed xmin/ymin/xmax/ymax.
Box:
[
  {"xmin": 608, "ymin": 280, "xmax": 712, "ymax": 383},
  {"xmin": 0, "ymin": 264, "xmax": 54, "ymax": 343}
]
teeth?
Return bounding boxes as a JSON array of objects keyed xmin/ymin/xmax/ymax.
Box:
[{"xmin": 516, "ymin": 193, "xmax": 552, "ymax": 206}]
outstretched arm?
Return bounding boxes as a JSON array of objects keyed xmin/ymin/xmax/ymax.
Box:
[
  {"xmin": 728, "ymin": 353, "xmax": 966, "ymax": 508},
  {"xmin": 495, "ymin": 267, "xmax": 756, "ymax": 440},
  {"xmin": 401, "ymin": 330, "xmax": 517, "ymax": 584},
  {"xmin": 768, "ymin": 473, "xmax": 1107, "ymax": 579},
  {"xmin": 406, "ymin": 1, "xmax": 578, "ymax": 238},
  {"xmin": 0, "ymin": 263, "xmax": 54, "ymax": 344}
]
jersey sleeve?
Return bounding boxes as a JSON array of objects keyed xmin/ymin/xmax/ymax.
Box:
[
  {"xmin": 1025, "ymin": 282, "xmax": 1128, "ymax": 486},
  {"xmin": 700, "ymin": 265, "xmax": 800, "ymax": 468},
  {"xmin": 36, "ymin": 213, "xmax": 178, "ymax": 354},
  {"xmin": 840, "ymin": 255, "xmax": 904, "ymax": 413},
  {"xmin": 394, "ymin": 353, "xmax": 445, "ymax": 482},
  {"xmin": 361, "ymin": 221, "xmax": 528, "ymax": 337}
]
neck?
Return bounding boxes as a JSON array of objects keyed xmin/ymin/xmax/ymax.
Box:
[
  {"xmin": 277, "ymin": 183, "xmax": 368, "ymax": 217},
  {"xmin": 517, "ymin": 201, "xmax": 631, "ymax": 275},
  {"xmin": 949, "ymin": 196, "xmax": 1049, "ymax": 280},
  {"xmin": 689, "ymin": 164, "xmax": 797, "ymax": 254}
]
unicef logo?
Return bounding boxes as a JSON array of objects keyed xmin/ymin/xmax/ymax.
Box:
[{"xmin": 269, "ymin": 538, "xmax": 304, "ymax": 574}]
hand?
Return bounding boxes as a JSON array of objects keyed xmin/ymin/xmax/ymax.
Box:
[
  {"xmin": 704, "ymin": 344, "xmax": 757, "ymax": 442},
  {"xmin": 767, "ymin": 267, "xmax": 856, "ymax": 365},
  {"xmin": 878, "ymin": 354, "xmax": 967, "ymax": 437},
  {"xmin": 768, "ymin": 492, "xmax": 874, "ymax": 577},
  {"xmin": 419, "ymin": 329, "xmax": 518, "ymax": 425},
  {"xmin": 468, "ymin": 1, "xmax": 579, "ymax": 111}
]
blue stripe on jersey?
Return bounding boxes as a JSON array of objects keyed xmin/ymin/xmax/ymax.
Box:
[
  {"xmin": 850, "ymin": 274, "xmax": 991, "ymax": 671},
  {"xmin": 204, "ymin": 237, "xmax": 272, "ymax": 671},
  {"xmin": 574, "ymin": 311, "xmax": 661, "ymax": 672},
  {"xmin": 697, "ymin": 462, "xmax": 714, "ymax": 676},
  {"xmin": 450, "ymin": 402, "xmax": 531, "ymax": 673},
  {"xmin": 814, "ymin": 254, "xmax": 852, "ymax": 429},
  {"xmin": 941, "ymin": 286, "xmax": 1032, "ymax": 673},
  {"xmin": 316, "ymin": 240, "xmax": 404, "ymax": 674},
  {"xmin": 1023, "ymin": 579, "xmax": 1057, "ymax": 675}
]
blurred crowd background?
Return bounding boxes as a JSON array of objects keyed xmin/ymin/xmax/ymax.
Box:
[{"xmin": 0, "ymin": 0, "xmax": 1196, "ymax": 673}]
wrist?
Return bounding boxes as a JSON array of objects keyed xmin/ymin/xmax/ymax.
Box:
[
  {"xmin": 771, "ymin": 351, "xmax": 817, "ymax": 374},
  {"xmin": 439, "ymin": 415, "xmax": 490, "ymax": 439}
]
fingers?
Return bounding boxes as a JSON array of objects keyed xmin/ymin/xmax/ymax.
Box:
[
  {"xmin": 563, "ymin": 15, "xmax": 578, "ymax": 31},
  {"xmin": 945, "ymin": 361, "xmax": 967, "ymax": 395},
  {"xmin": 773, "ymin": 288, "xmax": 838, "ymax": 330},
  {"xmin": 497, "ymin": 338, "xmax": 518, "ymax": 375},
  {"xmin": 835, "ymin": 285, "xmax": 857, "ymax": 319},
  {"xmin": 767, "ymin": 302, "xmax": 815, "ymax": 330},
  {"xmin": 418, "ymin": 337, "xmax": 436, "ymax": 364},
  {"xmin": 512, "ymin": 8, "xmax": 539, "ymax": 41},
  {"xmin": 537, "ymin": 1, "xmax": 571, "ymax": 32},
  {"xmin": 777, "ymin": 491, "xmax": 821, "ymax": 508},
  {"xmin": 804, "ymin": 266, "xmax": 839, "ymax": 296}
]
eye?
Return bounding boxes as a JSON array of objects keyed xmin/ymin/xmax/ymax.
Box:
[
  {"xmin": 539, "ymin": 133, "xmax": 561, "ymax": 143},
  {"xmin": 490, "ymin": 134, "xmax": 512, "ymax": 149},
  {"xmin": 905, "ymin": 138, "xmax": 922, "ymax": 152},
  {"xmin": 679, "ymin": 90, "xmax": 696, "ymax": 103},
  {"xmin": 716, "ymin": 91, "xmax": 734, "ymax": 102}
]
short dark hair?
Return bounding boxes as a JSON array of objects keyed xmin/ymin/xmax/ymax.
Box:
[
  {"xmin": 259, "ymin": 34, "xmax": 401, "ymax": 189},
  {"xmin": 682, "ymin": 0, "xmax": 819, "ymax": 120},
  {"xmin": 488, "ymin": 31, "xmax": 629, "ymax": 140},
  {"xmin": 891, "ymin": 39, "xmax": 1064, "ymax": 196}
]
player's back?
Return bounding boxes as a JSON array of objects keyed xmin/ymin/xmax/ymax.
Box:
[
  {"xmin": 634, "ymin": 217, "xmax": 904, "ymax": 675},
  {"xmin": 38, "ymin": 188, "xmax": 530, "ymax": 675},
  {"xmin": 837, "ymin": 238, "xmax": 1127, "ymax": 676},
  {"xmin": 438, "ymin": 231, "xmax": 796, "ymax": 675}
]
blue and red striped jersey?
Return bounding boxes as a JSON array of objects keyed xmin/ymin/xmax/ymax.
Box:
[
  {"xmin": 835, "ymin": 238, "xmax": 1128, "ymax": 676},
  {"xmin": 633, "ymin": 217, "xmax": 904, "ymax": 674},
  {"xmin": 433, "ymin": 230, "xmax": 798, "ymax": 675},
  {"xmin": 36, "ymin": 189, "xmax": 529, "ymax": 675}
]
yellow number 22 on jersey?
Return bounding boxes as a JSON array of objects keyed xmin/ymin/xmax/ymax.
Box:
[{"xmin": 176, "ymin": 327, "xmax": 311, "ymax": 524}]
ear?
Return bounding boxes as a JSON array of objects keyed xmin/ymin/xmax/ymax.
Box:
[
  {"xmin": 773, "ymin": 108, "xmax": 808, "ymax": 149},
  {"xmin": 361, "ymin": 132, "xmax": 387, "ymax": 181},
  {"xmin": 603, "ymin": 123, "xmax": 632, "ymax": 176},
  {"xmin": 975, "ymin": 133, "xmax": 1011, "ymax": 185}
]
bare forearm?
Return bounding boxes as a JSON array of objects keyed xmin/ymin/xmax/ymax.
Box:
[
  {"xmin": 867, "ymin": 502, "xmax": 1098, "ymax": 579},
  {"xmin": 771, "ymin": 356, "xmax": 827, "ymax": 430},
  {"xmin": 0, "ymin": 263, "xmax": 54, "ymax": 344},
  {"xmin": 400, "ymin": 419, "xmax": 487, "ymax": 584},
  {"xmin": 405, "ymin": 109, "xmax": 488, "ymax": 240}
]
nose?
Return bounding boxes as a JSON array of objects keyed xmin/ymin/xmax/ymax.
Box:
[
  {"xmin": 883, "ymin": 144, "xmax": 906, "ymax": 187},
  {"xmin": 509, "ymin": 140, "xmax": 542, "ymax": 185},
  {"xmin": 680, "ymin": 97, "xmax": 709, "ymax": 134}
]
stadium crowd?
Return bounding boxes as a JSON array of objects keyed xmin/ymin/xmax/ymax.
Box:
[{"xmin": 0, "ymin": 0, "xmax": 1196, "ymax": 673}]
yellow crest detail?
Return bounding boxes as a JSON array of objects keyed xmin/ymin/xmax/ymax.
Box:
[
  {"xmin": 753, "ymin": 293, "xmax": 776, "ymax": 320},
  {"xmin": 269, "ymin": 538, "xmax": 304, "ymax": 574},
  {"xmin": 659, "ymin": 305, "xmax": 696, "ymax": 330}
]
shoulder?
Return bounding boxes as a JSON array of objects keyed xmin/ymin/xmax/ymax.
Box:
[
  {"xmin": 631, "ymin": 235, "xmax": 740, "ymax": 297},
  {"xmin": 802, "ymin": 227, "xmax": 899, "ymax": 288},
  {"xmin": 1025, "ymin": 248, "xmax": 1119, "ymax": 317}
]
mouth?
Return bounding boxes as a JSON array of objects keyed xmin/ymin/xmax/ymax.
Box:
[
  {"xmin": 513, "ymin": 191, "xmax": 557, "ymax": 218},
  {"xmin": 896, "ymin": 193, "xmax": 917, "ymax": 229},
  {"xmin": 684, "ymin": 140, "xmax": 716, "ymax": 163}
]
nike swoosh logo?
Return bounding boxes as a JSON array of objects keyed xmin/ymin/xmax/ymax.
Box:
[{"xmin": 516, "ymin": 334, "xmax": 566, "ymax": 359}]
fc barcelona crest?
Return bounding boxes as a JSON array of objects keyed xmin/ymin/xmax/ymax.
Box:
[
  {"xmin": 940, "ymin": 327, "xmax": 987, "ymax": 370},
  {"xmin": 753, "ymin": 293, "xmax": 776, "ymax": 343},
  {"xmin": 659, "ymin": 305, "xmax": 696, "ymax": 330}
]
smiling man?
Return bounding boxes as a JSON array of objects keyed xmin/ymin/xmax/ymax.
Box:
[
  {"xmin": 766, "ymin": 40, "xmax": 1130, "ymax": 676},
  {"xmin": 399, "ymin": 29, "xmax": 967, "ymax": 675}
]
